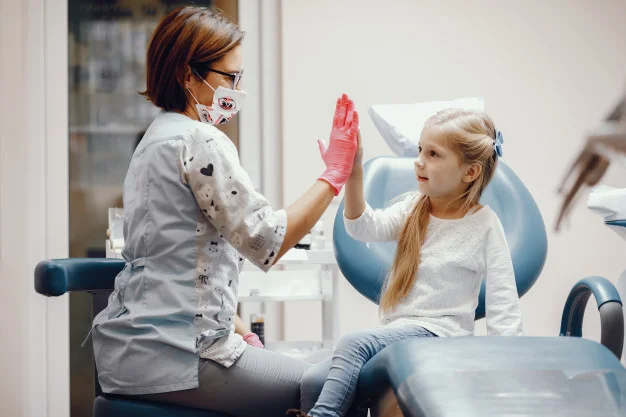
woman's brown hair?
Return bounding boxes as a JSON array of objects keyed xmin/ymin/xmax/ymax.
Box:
[{"xmin": 140, "ymin": 6, "xmax": 244, "ymax": 112}]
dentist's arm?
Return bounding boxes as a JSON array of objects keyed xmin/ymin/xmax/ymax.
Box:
[
  {"xmin": 183, "ymin": 94, "xmax": 358, "ymax": 271},
  {"xmin": 275, "ymin": 94, "xmax": 359, "ymax": 262},
  {"xmin": 235, "ymin": 314, "xmax": 265, "ymax": 348},
  {"xmin": 276, "ymin": 180, "xmax": 335, "ymax": 261}
]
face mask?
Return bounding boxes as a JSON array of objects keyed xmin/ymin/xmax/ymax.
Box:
[{"xmin": 188, "ymin": 78, "xmax": 247, "ymax": 125}]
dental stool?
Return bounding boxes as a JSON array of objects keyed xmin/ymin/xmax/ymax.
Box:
[
  {"xmin": 301, "ymin": 157, "xmax": 626, "ymax": 417},
  {"xmin": 34, "ymin": 258, "xmax": 232, "ymax": 417}
]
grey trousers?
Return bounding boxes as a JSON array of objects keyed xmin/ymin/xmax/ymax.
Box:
[{"xmin": 139, "ymin": 346, "xmax": 311, "ymax": 417}]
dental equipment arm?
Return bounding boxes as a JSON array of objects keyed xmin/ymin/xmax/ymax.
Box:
[{"xmin": 555, "ymin": 92, "xmax": 626, "ymax": 231}]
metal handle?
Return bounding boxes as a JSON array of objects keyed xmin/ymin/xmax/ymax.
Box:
[{"xmin": 560, "ymin": 276, "xmax": 624, "ymax": 359}]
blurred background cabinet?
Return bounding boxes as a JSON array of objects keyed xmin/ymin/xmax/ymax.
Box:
[{"xmin": 68, "ymin": 1, "xmax": 238, "ymax": 415}]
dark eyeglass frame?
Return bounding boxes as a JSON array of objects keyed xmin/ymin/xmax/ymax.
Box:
[{"xmin": 205, "ymin": 68, "xmax": 244, "ymax": 89}]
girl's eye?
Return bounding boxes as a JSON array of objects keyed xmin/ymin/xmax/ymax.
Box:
[
  {"xmin": 430, "ymin": 150, "xmax": 438, "ymax": 157},
  {"xmin": 417, "ymin": 146, "xmax": 422, "ymax": 154}
]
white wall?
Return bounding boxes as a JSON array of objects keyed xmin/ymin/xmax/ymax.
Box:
[
  {"xmin": 0, "ymin": 0, "xmax": 69, "ymax": 416},
  {"xmin": 1, "ymin": 2, "xmax": 625, "ymax": 415},
  {"xmin": 0, "ymin": 2, "xmax": 30, "ymax": 414},
  {"xmin": 280, "ymin": 0, "xmax": 626, "ymax": 340}
]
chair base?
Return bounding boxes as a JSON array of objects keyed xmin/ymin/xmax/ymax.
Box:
[
  {"xmin": 94, "ymin": 394, "xmax": 232, "ymax": 417},
  {"xmin": 371, "ymin": 388, "xmax": 403, "ymax": 417}
]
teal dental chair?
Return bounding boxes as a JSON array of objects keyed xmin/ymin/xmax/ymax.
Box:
[
  {"xmin": 35, "ymin": 258, "xmax": 232, "ymax": 417},
  {"xmin": 34, "ymin": 157, "xmax": 626, "ymax": 417},
  {"xmin": 300, "ymin": 157, "xmax": 626, "ymax": 417}
]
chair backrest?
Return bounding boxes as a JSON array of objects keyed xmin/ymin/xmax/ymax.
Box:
[
  {"xmin": 34, "ymin": 258, "xmax": 124, "ymax": 296},
  {"xmin": 333, "ymin": 156, "xmax": 548, "ymax": 319}
]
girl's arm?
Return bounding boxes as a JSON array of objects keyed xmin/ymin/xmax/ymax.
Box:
[
  {"xmin": 344, "ymin": 130, "xmax": 366, "ymax": 220},
  {"xmin": 344, "ymin": 131, "xmax": 415, "ymax": 242},
  {"xmin": 485, "ymin": 217, "xmax": 523, "ymax": 336}
]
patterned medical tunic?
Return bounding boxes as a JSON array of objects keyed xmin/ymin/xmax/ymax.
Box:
[{"xmin": 89, "ymin": 112, "xmax": 287, "ymax": 395}]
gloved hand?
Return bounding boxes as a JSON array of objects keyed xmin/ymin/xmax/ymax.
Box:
[
  {"xmin": 318, "ymin": 94, "xmax": 359, "ymax": 195},
  {"xmin": 243, "ymin": 332, "xmax": 264, "ymax": 348}
]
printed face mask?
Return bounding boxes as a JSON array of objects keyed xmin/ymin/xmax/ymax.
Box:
[{"xmin": 188, "ymin": 75, "xmax": 247, "ymax": 125}]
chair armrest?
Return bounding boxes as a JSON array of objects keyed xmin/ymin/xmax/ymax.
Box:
[
  {"xmin": 560, "ymin": 276, "xmax": 624, "ymax": 358},
  {"xmin": 34, "ymin": 258, "xmax": 125, "ymax": 296}
]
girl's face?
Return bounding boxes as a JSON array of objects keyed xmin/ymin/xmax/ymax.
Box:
[{"xmin": 414, "ymin": 127, "xmax": 469, "ymax": 202}]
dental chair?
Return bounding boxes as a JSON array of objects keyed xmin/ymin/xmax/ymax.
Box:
[
  {"xmin": 301, "ymin": 157, "xmax": 626, "ymax": 417},
  {"xmin": 35, "ymin": 257, "xmax": 232, "ymax": 417},
  {"xmin": 33, "ymin": 157, "xmax": 626, "ymax": 417}
]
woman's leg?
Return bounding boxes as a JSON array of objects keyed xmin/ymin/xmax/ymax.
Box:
[
  {"xmin": 140, "ymin": 346, "xmax": 310, "ymax": 417},
  {"xmin": 306, "ymin": 325, "xmax": 434, "ymax": 417}
]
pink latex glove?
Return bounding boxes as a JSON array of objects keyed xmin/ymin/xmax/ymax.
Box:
[
  {"xmin": 318, "ymin": 94, "xmax": 359, "ymax": 195},
  {"xmin": 243, "ymin": 332, "xmax": 264, "ymax": 348}
]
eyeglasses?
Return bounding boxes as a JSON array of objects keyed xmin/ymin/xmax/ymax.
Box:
[{"xmin": 206, "ymin": 68, "xmax": 244, "ymax": 89}]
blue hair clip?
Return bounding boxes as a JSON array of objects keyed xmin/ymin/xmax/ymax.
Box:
[{"xmin": 494, "ymin": 130, "xmax": 504, "ymax": 158}]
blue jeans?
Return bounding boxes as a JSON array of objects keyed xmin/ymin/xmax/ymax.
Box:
[{"xmin": 302, "ymin": 325, "xmax": 436, "ymax": 417}]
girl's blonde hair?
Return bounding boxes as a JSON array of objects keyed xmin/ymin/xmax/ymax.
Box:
[{"xmin": 379, "ymin": 108, "xmax": 499, "ymax": 313}]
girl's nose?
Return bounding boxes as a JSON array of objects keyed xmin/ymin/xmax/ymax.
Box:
[{"xmin": 414, "ymin": 158, "xmax": 424, "ymax": 168}]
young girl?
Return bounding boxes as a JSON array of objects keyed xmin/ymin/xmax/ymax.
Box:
[{"xmin": 289, "ymin": 108, "xmax": 523, "ymax": 417}]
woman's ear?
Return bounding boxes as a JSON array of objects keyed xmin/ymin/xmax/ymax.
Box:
[
  {"xmin": 463, "ymin": 163, "xmax": 482, "ymax": 183},
  {"xmin": 184, "ymin": 66, "xmax": 198, "ymax": 88}
]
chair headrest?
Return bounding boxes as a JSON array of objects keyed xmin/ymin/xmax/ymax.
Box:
[{"xmin": 333, "ymin": 157, "xmax": 547, "ymax": 319}]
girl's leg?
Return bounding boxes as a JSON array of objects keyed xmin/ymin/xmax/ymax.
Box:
[
  {"xmin": 140, "ymin": 346, "xmax": 310, "ymax": 417},
  {"xmin": 306, "ymin": 325, "xmax": 434, "ymax": 417},
  {"xmin": 301, "ymin": 358, "xmax": 366, "ymax": 417}
]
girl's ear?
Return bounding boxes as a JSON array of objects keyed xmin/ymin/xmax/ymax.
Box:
[{"xmin": 463, "ymin": 163, "xmax": 482, "ymax": 183}]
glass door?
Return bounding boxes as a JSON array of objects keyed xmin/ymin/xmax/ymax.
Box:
[{"xmin": 68, "ymin": 1, "xmax": 238, "ymax": 415}]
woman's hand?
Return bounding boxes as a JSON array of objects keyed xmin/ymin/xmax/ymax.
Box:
[
  {"xmin": 274, "ymin": 94, "xmax": 359, "ymax": 264},
  {"xmin": 242, "ymin": 332, "xmax": 264, "ymax": 348},
  {"xmin": 235, "ymin": 314, "xmax": 264, "ymax": 348},
  {"xmin": 318, "ymin": 94, "xmax": 359, "ymax": 195}
]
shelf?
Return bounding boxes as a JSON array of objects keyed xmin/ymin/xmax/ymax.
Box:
[
  {"xmin": 70, "ymin": 125, "xmax": 145, "ymax": 135},
  {"xmin": 240, "ymin": 249, "xmax": 337, "ymax": 271},
  {"xmin": 239, "ymin": 294, "xmax": 330, "ymax": 302},
  {"xmin": 105, "ymin": 245, "xmax": 336, "ymax": 267},
  {"xmin": 264, "ymin": 340, "xmax": 333, "ymax": 362}
]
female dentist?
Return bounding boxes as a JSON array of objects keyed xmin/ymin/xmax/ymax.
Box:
[{"xmin": 88, "ymin": 6, "xmax": 359, "ymax": 417}]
